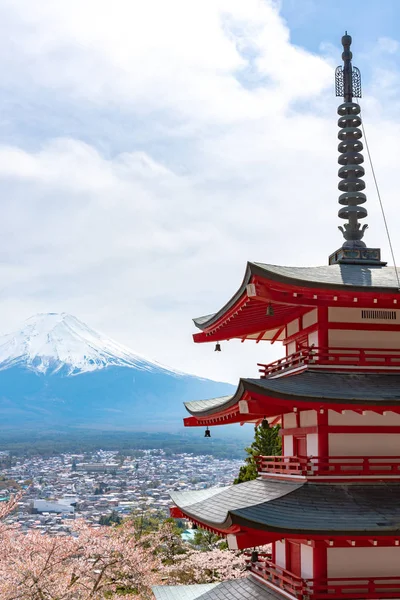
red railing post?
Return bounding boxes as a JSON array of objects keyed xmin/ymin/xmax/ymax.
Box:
[
  {"xmin": 257, "ymin": 346, "xmax": 400, "ymax": 378},
  {"xmin": 360, "ymin": 348, "xmax": 365, "ymax": 364},
  {"xmin": 256, "ymin": 454, "xmax": 400, "ymax": 479},
  {"xmin": 368, "ymin": 578, "xmax": 375, "ymax": 595},
  {"xmin": 250, "ymin": 560, "xmax": 400, "ymax": 599}
]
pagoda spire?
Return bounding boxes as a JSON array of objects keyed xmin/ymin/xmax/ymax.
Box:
[
  {"xmin": 329, "ymin": 33, "xmax": 384, "ymax": 265},
  {"xmin": 336, "ymin": 33, "xmax": 367, "ymax": 248}
]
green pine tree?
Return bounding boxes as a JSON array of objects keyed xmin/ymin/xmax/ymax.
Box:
[
  {"xmin": 99, "ymin": 509, "xmax": 122, "ymax": 526},
  {"xmin": 234, "ymin": 421, "xmax": 282, "ymax": 484}
]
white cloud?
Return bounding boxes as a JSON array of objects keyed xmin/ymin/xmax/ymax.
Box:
[
  {"xmin": 0, "ymin": 0, "xmax": 331, "ymax": 121},
  {"xmin": 0, "ymin": 1, "xmax": 398, "ymax": 384},
  {"xmin": 377, "ymin": 37, "xmax": 399, "ymax": 55}
]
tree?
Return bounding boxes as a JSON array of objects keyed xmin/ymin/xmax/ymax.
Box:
[
  {"xmin": 133, "ymin": 510, "xmax": 167, "ymax": 537},
  {"xmin": 0, "ymin": 504, "xmax": 247, "ymax": 597},
  {"xmin": 0, "ymin": 491, "xmax": 22, "ymax": 521},
  {"xmin": 163, "ymin": 546, "xmax": 246, "ymax": 584},
  {"xmin": 190, "ymin": 528, "xmax": 225, "ymax": 551},
  {"xmin": 0, "ymin": 519, "xmax": 160, "ymax": 599},
  {"xmin": 94, "ymin": 481, "xmax": 108, "ymax": 495},
  {"xmin": 155, "ymin": 521, "xmax": 246, "ymax": 583},
  {"xmin": 234, "ymin": 421, "xmax": 281, "ymax": 483},
  {"xmin": 99, "ymin": 509, "xmax": 122, "ymax": 526}
]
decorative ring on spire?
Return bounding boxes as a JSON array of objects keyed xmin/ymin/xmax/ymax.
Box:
[{"xmin": 335, "ymin": 34, "xmax": 368, "ymax": 248}]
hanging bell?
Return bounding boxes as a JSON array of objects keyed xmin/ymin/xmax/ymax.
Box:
[
  {"xmin": 261, "ymin": 418, "xmax": 269, "ymax": 430},
  {"xmin": 215, "ymin": 343, "xmax": 221, "ymax": 352},
  {"xmin": 204, "ymin": 427, "xmax": 211, "ymax": 438},
  {"xmin": 191, "ymin": 523, "xmax": 198, "ymax": 530},
  {"xmin": 266, "ymin": 303, "xmax": 274, "ymax": 316}
]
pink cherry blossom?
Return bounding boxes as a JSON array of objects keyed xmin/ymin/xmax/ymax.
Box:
[{"xmin": 0, "ymin": 500, "xmax": 249, "ymax": 598}]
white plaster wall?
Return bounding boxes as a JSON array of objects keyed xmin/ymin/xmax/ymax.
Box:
[
  {"xmin": 328, "ymin": 329, "xmax": 400, "ymax": 349},
  {"xmin": 275, "ymin": 541, "xmax": 285, "ymax": 569},
  {"xmin": 328, "ymin": 547, "xmax": 400, "ymax": 577},
  {"xmin": 328, "ymin": 307, "xmax": 400, "ymax": 324},
  {"xmin": 287, "ymin": 341, "xmax": 296, "ymax": 355},
  {"xmin": 329, "ymin": 434, "xmax": 400, "ymax": 456},
  {"xmin": 283, "ymin": 435, "xmax": 293, "ymax": 456},
  {"xmin": 307, "ymin": 433, "xmax": 319, "ymax": 457},
  {"xmin": 301, "ymin": 544, "xmax": 313, "ymax": 579},
  {"xmin": 308, "ymin": 330, "xmax": 318, "ymax": 347},
  {"xmin": 329, "ymin": 410, "xmax": 400, "ymax": 426},
  {"xmin": 287, "ymin": 319, "xmax": 299, "ymax": 337},
  {"xmin": 300, "ymin": 410, "xmax": 317, "ymax": 427},
  {"xmin": 283, "ymin": 414, "xmax": 297, "ymax": 428},
  {"xmin": 303, "ymin": 309, "xmax": 318, "ymax": 329}
]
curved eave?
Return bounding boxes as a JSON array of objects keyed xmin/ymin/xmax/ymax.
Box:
[
  {"xmin": 170, "ymin": 479, "xmax": 400, "ymax": 537},
  {"xmin": 193, "ymin": 262, "xmax": 253, "ymax": 330},
  {"xmin": 193, "ymin": 262, "xmax": 400, "ymax": 343},
  {"xmin": 192, "ymin": 262, "xmax": 301, "ymax": 343},
  {"xmin": 170, "ymin": 479, "xmax": 301, "ymax": 533},
  {"xmin": 184, "ymin": 372, "xmax": 400, "ymax": 426},
  {"xmin": 184, "ymin": 381, "xmax": 246, "ymax": 418}
]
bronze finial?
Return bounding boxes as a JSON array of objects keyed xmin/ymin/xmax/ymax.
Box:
[
  {"xmin": 335, "ymin": 33, "xmax": 367, "ymax": 249},
  {"xmin": 329, "ymin": 35, "xmax": 384, "ymax": 265}
]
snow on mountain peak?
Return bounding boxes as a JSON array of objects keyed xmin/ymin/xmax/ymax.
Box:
[{"xmin": 0, "ymin": 312, "xmax": 172, "ymax": 376}]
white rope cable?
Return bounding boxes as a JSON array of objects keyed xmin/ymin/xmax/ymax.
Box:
[{"xmin": 358, "ymin": 104, "xmax": 400, "ymax": 289}]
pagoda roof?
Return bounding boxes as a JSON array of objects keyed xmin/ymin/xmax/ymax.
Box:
[
  {"xmin": 152, "ymin": 583, "xmax": 219, "ymax": 600},
  {"xmin": 193, "ymin": 262, "xmax": 400, "ymax": 342},
  {"xmin": 250, "ymin": 263, "xmax": 399, "ymax": 292},
  {"xmin": 170, "ymin": 478, "xmax": 400, "ymax": 537},
  {"xmin": 184, "ymin": 372, "xmax": 400, "ymax": 422},
  {"xmin": 152, "ymin": 576, "xmax": 283, "ymax": 600}
]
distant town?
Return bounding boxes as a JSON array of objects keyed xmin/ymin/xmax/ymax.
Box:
[{"xmin": 0, "ymin": 449, "xmax": 243, "ymax": 534}]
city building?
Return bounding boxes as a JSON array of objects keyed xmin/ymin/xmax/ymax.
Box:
[
  {"xmin": 33, "ymin": 499, "xmax": 75, "ymax": 514},
  {"xmin": 1, "ymin": 449, "xmax": 241, "ymax": 534},
  {"xmin": 159, "ymin": 35, "xmax": 400, "ymax": 600}
]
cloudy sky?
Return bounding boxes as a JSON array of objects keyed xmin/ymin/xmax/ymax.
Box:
[{"xmin": 0, "ymin": 0, "xmax": 400, "ymax": 383}]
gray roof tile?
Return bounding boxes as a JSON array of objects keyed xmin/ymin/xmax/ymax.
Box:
[
  {"xmin": 185, "ymin": 396, "xmax": 233, "ymax": 413},
  {"xmin": 194, "ymin": 262, "xmax": 400, "ymax": 331},
  {"xmin": 153, "ymin": 577, "xmax": 283, "ymax": 600},
  {"xmin": 185, "ymin": 372, "xmax": 400, "ymax": 416},
  {"xmin": 170, "ymin": 487, "xmax": 230, "ymax": 508},
  {"xmin": 172, "ymin": 479, "xmax": 300, "ymax": 526},
  {"xmin": 252, "ymin": 263, "xmax": 399, "ymax": 289},
  {"xmin": 170, "ymin": 479, "xmax": 400, "ymax": 536},
  {"xmin": 153, "ymin": 584, "xmax": 218, "ymax": 600}
]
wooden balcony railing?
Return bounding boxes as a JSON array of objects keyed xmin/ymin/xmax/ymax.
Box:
[
  {"xmin": 250, "ymin": 557, "xmax": 400, "ymax": 599},
  {"xmin": 258, "ymin": 346, "xmax": 400, "ymax": 377},
  {"xmin": 255, "ymin": 455, "xmax": 400, "ymax": 478}
]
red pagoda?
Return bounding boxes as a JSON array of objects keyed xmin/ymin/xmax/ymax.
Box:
[{"xmin": 154, "ymin": 34, "xmax": 400, "ymax": 600}]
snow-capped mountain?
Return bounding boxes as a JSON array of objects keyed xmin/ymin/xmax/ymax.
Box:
[
  {"xmin": 0, "ymin": 313, "xmax": 233, "ymax": 431},
  {"xmin": 0, "ymin": 313, "xmax": 178, "ymax": 376}
]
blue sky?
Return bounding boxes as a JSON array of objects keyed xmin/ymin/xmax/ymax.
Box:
[
  {"xmin": 0, "ymin": 0, "xmax": 400, "ymax": 383},
  {"xmin": 281, "ymin": 0, "xmax": 400, "ymax": 99},
  {"xmin": 282, "ymin": 0, "xmax": 400, "ymax": 51}
]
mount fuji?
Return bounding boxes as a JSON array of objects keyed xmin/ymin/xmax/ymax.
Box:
[{"xmin": 0, "ymin": 313, "xmax": 233, "ymax": 431}]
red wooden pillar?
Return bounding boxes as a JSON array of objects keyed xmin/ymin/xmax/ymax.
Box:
[
  {"xmin": 271, "ymin": 541, "xmax": 276, "ymax": 564},
  {"xmin": 313, "ymin": 542, "xmax": 327, "ymax": 580},
  {"xmin": 286, "ymin": 540, "xmax": 301, "ymax": 577},
  {"xmin": 317, "ymin": 409, "xmax": 329, "ymax": 458},
  {"xmin": 317, "ymin": 306, "xmax": 329, "ymax": 349},
  {"xmin": 285, "ymin": 539, "xmax": 289, "ymax": 569}
]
